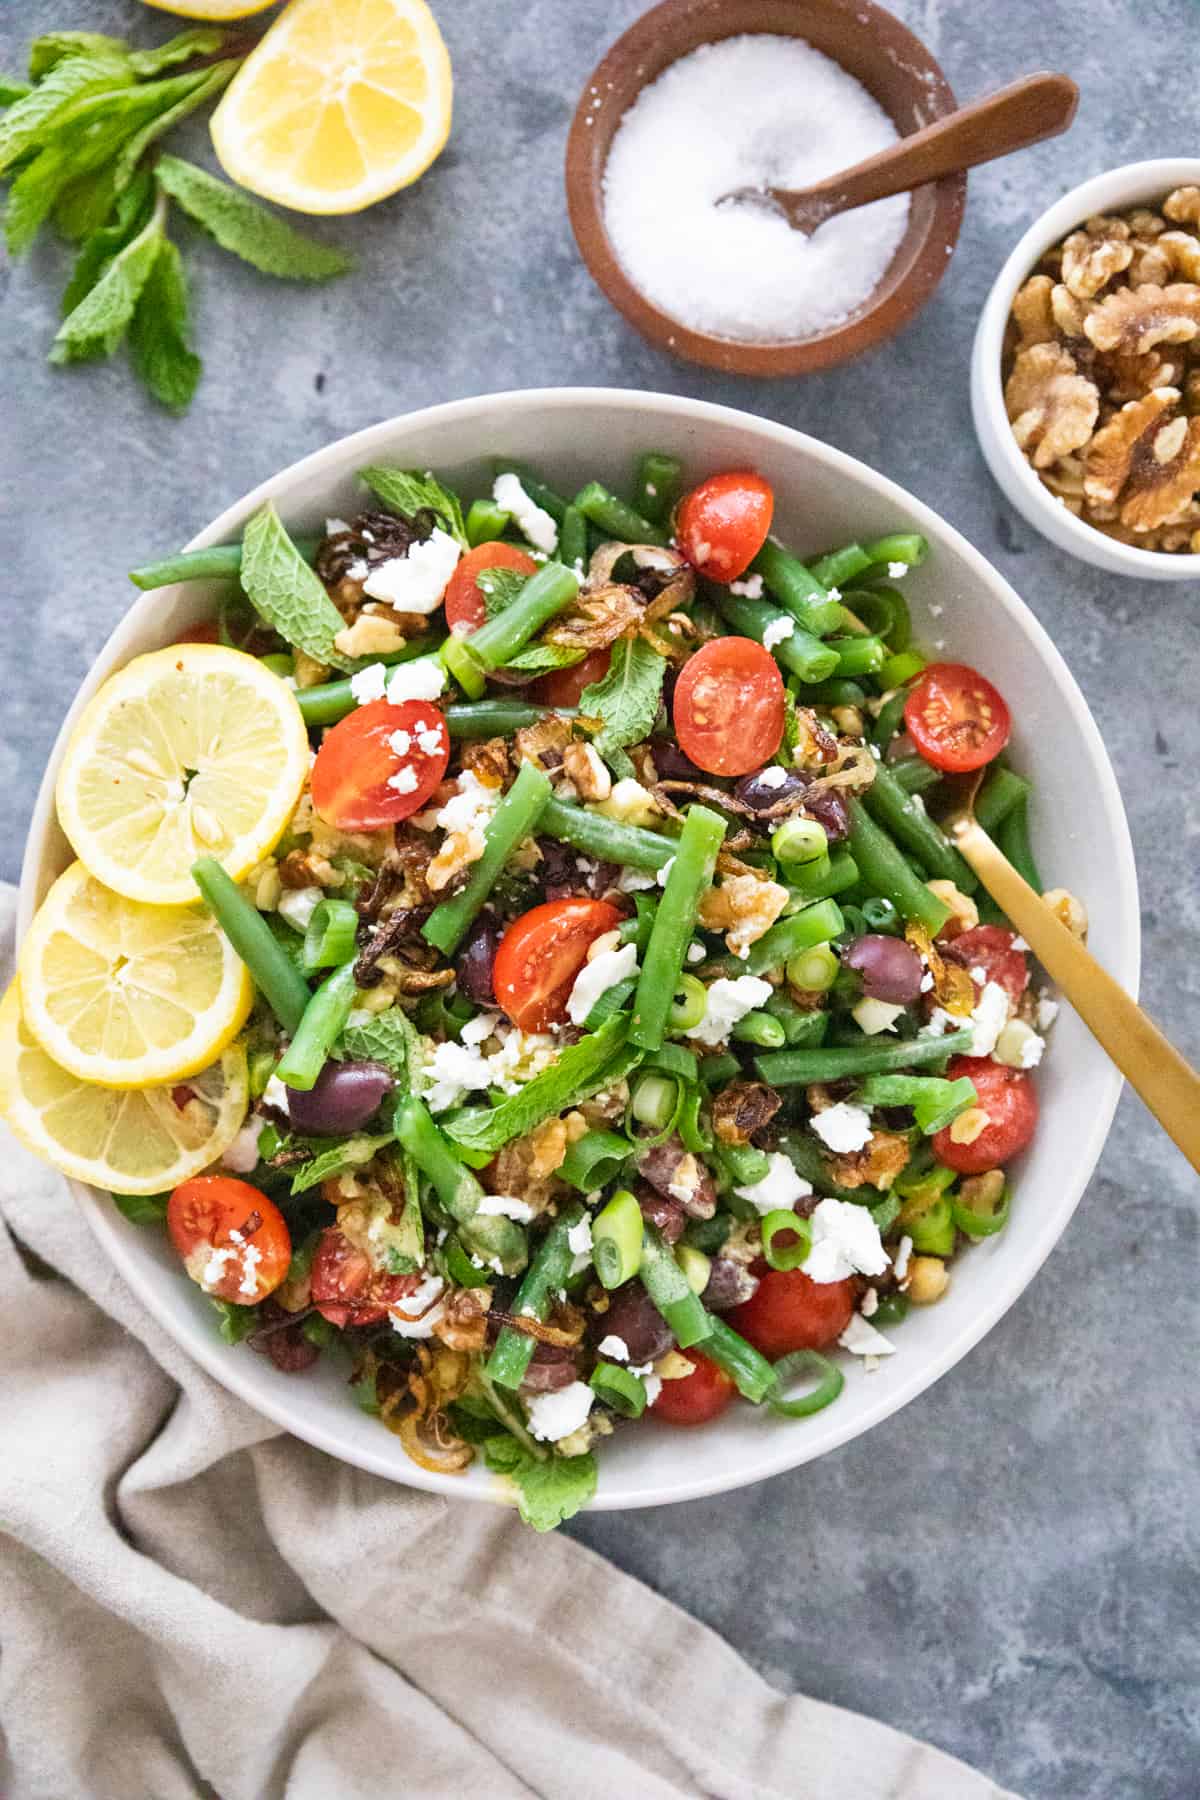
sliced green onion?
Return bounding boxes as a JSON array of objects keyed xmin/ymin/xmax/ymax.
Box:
[
  {"xmin": 442, "ymin": 631, "xmax": 487, "ymax": 698},
  {"xmin": 772, "ymin": 816, "xmax": 828, "ymax": 866},
  {"xmin": 631, "ymin": 1073, "xmax": 680, "ymax": 1132},
  {"xmin": 871, "ymin": 1291, "xmax": 910, "ymax": 1326},
  {"xmin": 442, "ymin": 1235, "xmax": 493, "ymax": 1288},
  {"xmin": 557, "ymin": 1129, "xmax": 631, "ymax": 1193},
  {"xmin": 760, "ymin": 1210, "xmax": 813, "ymax": 1271},
  {"xmin": 951, "ymin": 1182, "xmax": 1011, "ymax": 1239},
  {"xmin": 589, "ymin": 1362, "xmax": 648, "ymax": 1418},
  {"xmin": 466, "ymin": 497, "xmax": 510, "ymax": 546},
  {"xmin": 643, "ymin": 1041, "xmax": 699, "ymax": 1082},
  {"xmin": 879, "ymin": 648, "xmax": 926, "ymax": 689},
  {"xmin": 677, "ymin": 1085, "xmax": 712, "ymax": 1154},
  {"xmin": 894, "ymin": 1160, "xmax": 957, "ymax": 1201},
  {"xmin": 675, "ymin": 1244, "xmax": 711, "ymax": 1294},
  {"xmin": 908, "ymin": 1194, "xmax": 956, "ymax": 1256},
  {"xmin": 667, "ymin": 973, "xmax": 707, "ymax": 1032},
  {"xmin": 731, "ymin": 1010, "xmax": 786, "ymax": 1049},
  {"xmin": 767, "ymin": 1349, "xmax": 845, "ymax": 1418},
  {"xmin": 861, "ymin": 897, "xmax": 901, "ymax": 935},
  {"xmin": 593, "ymin": 1188, "xmax": 644, "ymax": 1290},
  {"xmin": 786, "ymin": 943, "xmax": 839, "ymax": 992},
  {"xmin": 302, "ymin": 897, "xmax": 359, "ymax": 972}
]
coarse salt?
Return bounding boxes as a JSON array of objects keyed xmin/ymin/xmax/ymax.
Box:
[{"xmin": 603, "ymin": 36, "xmax": 910, "ymax": 344}]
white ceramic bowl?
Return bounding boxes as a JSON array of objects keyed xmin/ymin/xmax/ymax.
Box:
[
  {"xmin": 19, "ymin": 389, "xmax": 1139, "ymax": 1511},
  {"xmin": 972, "ymin": 157, "xmax": 1200, "ymax": 581}
]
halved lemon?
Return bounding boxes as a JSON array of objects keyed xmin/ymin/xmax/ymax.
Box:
[
  {"xmin": 19, "ymin": 862, "xmax": 253, "ymax": 1089},
  {"xmin": 0, "ymin": 984, "xmax": 248, "ymax": 1194},
  {"xmin": 140, "ymin": 0, "xmax": 276, "ymax": 17},
  {"xmin": 55, "ymin": 643, "xmax": 310, "ymax": 908},
  {"xmin": 210, "ymin": 0, "xmax": 452, "ymax": 215}
]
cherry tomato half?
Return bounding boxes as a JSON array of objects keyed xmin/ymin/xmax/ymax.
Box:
[
  {"xmin": 904, "ymin": 662, "xmax": 1012, "ymax": 773},
  {"xmin": 932, "ymin": 1055, "xmax": 1038, "ymax": 1175},
  {"xmin": 672, "ymin": 636, "xmax": 786, "ymax": 776},
  {"xmin": 493, "ymin": 897, "xmax": 623, "ymax": 1032},
  {"xmin": 310, "ymin": 1227, "xmax": 422, "ymax": 1328},
  {"xmin": 167, "ymin": 1175, "xmax": 291, "ymax": 1304},
  {"xmin": 311, "ymin": 698, "xmax": 450, "ymax": 831},
  {"xmin": 650, "ymin": 1350, "xmax": 736, "ymax": 1425},
  {"xmin": 724, "ymin": 1267, "xmax": 855, "ymax": 1360},
  {"xmin": 443, "ymin": 541, "xmax": 538, "ymax": 633},
  {"xmin": 675, "ymin": 470, "xmax": 774, "ymax": 583},
  {"xmin": 942, "ymin": 925, "xmax": 1029, "ymax": 1008},
  {"xmin": 534, "ymin": 646, "xmax": 611, "ymax": 710}
]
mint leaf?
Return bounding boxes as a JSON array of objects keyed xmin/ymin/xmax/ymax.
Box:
[
  {"xmin": 444, "ymin": 1016, "xmax": 641, "ymax": 1156},
  {"xmin": 50, "ymin": 196, "xmax": 163, "ymax": 363},
  {"xmin": 111, "ymin": 1190, "xmax": 169, "ymax": 1226},
  {"xmin": 0, "ymin": 49, "xmax": 131, "ymax": 175},
  {"xmin": 28, "ymin": 33, "xmax": 130, "ymax": 80},
  {"xmin": 476, "ymin": 566, "xmax": 526, "ymax": 617},
  {"xmin": 343, "ymin": 1009, "xmax": 422, "ymax": 1081},
  {"xmin": 446, "ymin": 1396, "xmax": 509, "ymax": 1446},
  {"xmin": 579, "ymin": 636, "xmax": 667, "ymax": 757},
  {"xmin": 61, "ymin": 168, "xmax": 153, "ymax": 312},
  {"xmin": 128, "ymin": 30, "xmax": 226, "ymax": 78},
  {"xmin": 289, "ymin": 1132, "xmax": 394, "ymax": 1195},
  {"xmin": 504, "ymin": 642, "xmax": 586, "ymax": 673},
  {"xmin": 482, "ymin": 1437, "xmax": 598, "ymax": 1531},
  {"xmin": 240, "ymin": 501, "xmax": 356, "ymax": 670},
  {"xmin": 0, "ymin": 77, "xmax": 32, "ymax": 105},
  {"xmin": 359, "ymin": 466, "xmax": 468, "ymax": 547},
  {"xmin": 130, "ymin": 237, "xmax": 201, "ymax": 412},
  {"xmin": 110, "ymin": 62, "xmax": 238, "ymax": 193},
  {"xmin": 210, "ymin": 1297, "xmax": 257, "ymax": 1345},
  {"xmin": 156, "ymin": 153, "xmax": 353, "ymax": 281}
]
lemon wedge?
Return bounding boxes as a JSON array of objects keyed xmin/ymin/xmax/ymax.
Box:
[
  {"xmin": 140, "ymin": 1, "xmax": 277, "ymax": 18},
  {"xmin": 0, "ymin": 984, "xmax": 248, "ymax": 1194},
  {"xmin": 55, "ymin": 643, "xmax": 310, "ymax": 908},
  {"xmin": 19, "ymin": 862, "xmax": 253, "ymax": 1089},
  {"xmin": 210, "ymin": 0, "xmax": 452, "ymax": 215}
]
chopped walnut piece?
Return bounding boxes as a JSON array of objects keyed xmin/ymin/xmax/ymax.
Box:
[
  {"xmin": 562, "ymin": 740, "xmax": 612, "ymax": 802},
  {"xmin": 1164, "ymin": 186, "xmax": 1200, "ymax": 227},
  {"xmin": 825, "ymin": 1130, "xmax": 910, "ymax": 1193},
  {"xmin": 1155, "ymin": 231, "xmax": 1200, "ymax": 283},
  {"xmin": 1049, "ymin": 283, "xmax": 1087, "ymax": 337},
  {"xmin": 1084, "ymin": 387, "xmax": 1179, "ymax": 504},
  {"xmin": 698, "ymin": 873, "xmax": 789, "ymax": 957},
  {"xmin": 426, "ymin": 827, "xmax": 487, "ymax": 892},
  {"xmin": 1097, "ymin": 347, "xmax": 1182, "ymax": 404},
  {"xmin": 1129, "ymin": 207, "xmax": 1167, "ymax": 239},
  {"xmin": 1084, "ymin": 282, "xmax": 1200, "ymax": 355},
  {"xmin": 1127, "ymin": 239, "xmax": 1174, "ymax": 289},
  {"xmin": 1061, "ymin": 226, "xmax": 1133, "ymax": 299},
  {"xmin": 1123, "ymin": 414, "xmax": 1200, "ymax": 531},
  {"xmin": 1005, "ymin": 343, "xmax": 1100, "ymax": 468},
  {"xmin": 461, "ymin": 736, "xmax": 510, "ymax": 789},
  {"xmin": 332, "ymin": 613, "xmax": 406, "ymax": 658},
  {"xmin": 514, "ymin": 715, "xmax": 575, "ymax": 770},
  {"xmin": 1011, "ymin": 274, "xmax": 1056, "ymax": 345}
]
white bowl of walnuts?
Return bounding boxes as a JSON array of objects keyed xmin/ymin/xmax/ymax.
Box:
[{"xmin": 971, "ymin": 158, "xmax": 1200, "ymax": 580}]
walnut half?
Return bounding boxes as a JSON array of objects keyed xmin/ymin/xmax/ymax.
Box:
[{"xmin": 1005, "ymin": 343, "xmax": 1099, "ymax": 469}]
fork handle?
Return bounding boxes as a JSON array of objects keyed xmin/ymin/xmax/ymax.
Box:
[{"xmin": 953, "ymin": 818, "xmax": 1200, "ymax": 1174}]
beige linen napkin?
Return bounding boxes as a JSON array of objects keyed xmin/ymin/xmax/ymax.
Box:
[{"xmin": 0, "ymin": 888, "xmax": 1019, "ymax": 1800}]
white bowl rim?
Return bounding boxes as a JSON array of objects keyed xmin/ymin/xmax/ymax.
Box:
[
  {"xmin": 972, "ymin": 156, "xmax": 1200, "ymax": 580},
  {"xmin": 18, "ymin": 387, "xmax": 1140, "ymax": 1510}
]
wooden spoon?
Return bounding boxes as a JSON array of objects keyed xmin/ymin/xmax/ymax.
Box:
[
  {"xmin": 945, "ymin": 782, "xmax": 1200, "ymax": 1175},
  {"xmin": 722, "ymin": 72, "xmax": 1078, "ymax": 236}
]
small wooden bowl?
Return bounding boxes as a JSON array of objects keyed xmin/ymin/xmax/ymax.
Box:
[{"xmin": 566, "ymin": 0, "xmax": 967, "ymax": 377}]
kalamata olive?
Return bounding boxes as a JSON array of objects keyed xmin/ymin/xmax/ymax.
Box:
[
  {"xmin": 519, "ymin": 1345, "xmax": 580, "ymax": 1393},
  {"xmin": 597, "ymin": 1282, "xmax": 675, "ymax": 1364},
  {"xmin": 651, "ymin": 740, "xmax": 708, "ymax": 782},
  {"xmin": 842, "ymin": 934, "xmax": 924, "ymax": 1004},
  {"xmin": 636, "ymin": 1140, "xmax": 717, "ymax": 1218},
  {"xmin": 284, "ymin": 1060, "xmax": 394, "ymax": 1136},
  {"xmin": 636, "ymin": 1185, "xmax": 686, "ymax": 1242},
  {"xmin": 734, "ymin": 767, "xmax": 808, "ymax": 812},
  {"xmin": 886, "ymin": 731, "xmax": 918, "ymax": 765},
  {"xmin": 701, "ymin": 1257, "xmax": 759, "ymax": 1312},
  {"xmin": 455, "ymin": 915, "xmax": 499, "ymax": 1003},
  {"xmin": 799, "ymin": 787, "xmax": 849, "ymax": 842}
]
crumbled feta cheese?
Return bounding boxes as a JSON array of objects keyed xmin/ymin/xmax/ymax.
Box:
[
  {"xmin": 493, "ymin": 472, "xmax": 558, "ymax": 553},
  {"xmin": 969, "ymin": 964, "xmax": 987, "ymax": 984},
  {"xmin": 436, "ymin": 770, "xmax": 500, "ymax": 836},
  {"xmin": 686, "ymin": 941, "xmax": 706, "ymax": 964},
  {"xmin": 526, "ymin": 1380, "xmax": 595, "ymax": 1443},
  {"xmin": 656, "ymin": 855, "xmax": 676, "ymax": 887},
  {"xmin": 350, "ymin": 662, "xmax": 388, "ymax": 705},
  {"xmin": 221, "ymin": 1114, "xmax": 265, "ymax": 1174},
  {"xmin": 919, "ymin": 972, "xmax": 935, "ymax": 993},
  {"xmin": 388, "ymin": 729, "xmax": 413, "ymax": 757},
  {"xmin": 597, "ymin": 1334, "xmax": 630, "ymax": 1362},
  {"xmin": 761, "ymin": 613, "xmax": 794, "ymax": 650},
  {"xmin": 276, "ymin": 885, "xmax": 323, "ymax": 932},
  {"xmin": 422, "ymin": 1039, "xmax": 493, "ymax": 1113},
  {"xmin": 596, "ymin": 778, "xmax": 661, "ymax": 829},
  {"xmin": 757, "ymin": 763, "xmax": 789, "ymax": 788},
  {"xmin": 892, "ymin": 1234, "xmax": 913, "ymax": 1282},
  {"xmin": 477, "ymin": 1194, "xmax": 535, "ymax": 1222},
  {"xmin": 566, "ymin": 1217, "xmax": 594, "ymax": 1257},
  {"xmin": 994, "ymin": 1018, "xmax": 1045, "ymax": 1069},
  {"xmin": 851, "ymin": 997, "xmax": 904, "ymax": 1036},
  {"xmin": 861, "ymin": 1286, "xmax": 879, "ymax": 1318},
  {"xmin": 733, "ymin": 1150, "xmax": 812, "ymax": 1215},
  {"xmin": 460, "ymin": 1011, "xmax": 501, "ymax": 1047},
  {"xmin": 729, "ymin": 572, "xmax": 765, "ymax": 599},
  {"xmin": 802, "ymin": 1197, "xmax": 889, "ymax": 1283},
  {"xmin": 1036, "ymin": 994, "xmax": 1059, "ymax": 1031},
  {"xmin": 921, "ymin": 1006, "xmax": 958, "ymax": 1038},
  {"xmin": 968, "ymin": 981, "xmax": 1010, "ymax": 1059},
  {"xmin": 384, "ymin": 657, "xmax": 446, "ymax": 705},
  {"xmin": 261, "ymin": 1074, "xmax": 290, "ymax": 1114},
  {"xmin": 361, "ymin": 528, "xmax": 461, "ymax": 612},
  {"xmin": 387, "ymin": 763, "xmax": 420, "ymax": 795},
  {"xmin": 237, "ymin": 1242, "xmax": 262, "ymax": 1297},
  {"xmin": 642, "ymin": 1373, "xmax": 663, "ymax": 1405},
  {"xmin": 1011, "ymin": 935, "xmax": 1029, "ymax": 951},
  {"xmin": 618, "ymin": 866, "xmax": 657, "ymax": 892},
  {"xmin": 325, "ymin": 516, "xmax": 350, "ymax": 535},
  {"xmin": 683, "ymin": 974, "xmax": 772, "ymax": 1046},
  {"xmin": 886, "ymin": 561, "xmax": 908, "ymax": 578},
  {"xmin": 838, "ymin": 1313, "xmax": 896, "ymax": 1356},
  {"xmin": 566, "ymin": 942, "xmax": 638, "ymax": 1026},
  {"xmin": 391, "ymin": 1302, "xmax": 446, "ymax": 1339},
  {"xmin": 416, "ymin": 726, "xmax": 443, "ymax": 755},
  {"xmin": 810, "ymin": 1102, "xmax": 873, "ymax": 1155},
  {"xmin": 486, "ymin": 1026, "xmax": 558, "ymax": 1092}
]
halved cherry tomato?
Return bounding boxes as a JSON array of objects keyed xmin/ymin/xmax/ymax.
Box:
[
  {"xmin": 673, "ymin": 636, "xmax": 785, "ymax": 776},
  {"xmin": 724, "ymin": 1267, "xmax": 855, "ymax": 1360},
  {"xmin": 310, "ymin": 1227, "xmax": 422, "ymax": 1328},
  {"xmin": 650, "ymin": 1350, "xmax": 736, "ymax": 1424},
  {"xmin": 311, "ymin": 698, "xmax": 450, "ymax": 831},
  {"xmin": 443, "ymin": 541, "xmax": 538, "ymax": 633},
  {"xmin": 942, "ymin": 925, "xmax": 1029, "ymax": 1007},
  {"xmin": 167, "ymin": 1175, "xmax": 291, "ymax": 1304},
  {"xmin": 932, "ymin": 1055, "xmax": 1038, "ymax": 1174},
  {"xmin": 493, "ymin": 897, "xmax": 623, "ymax": 1031},
  {"xmin": 904, "ymin": 662, "xmax": 1011, "ymax": 773},
  {"xmin": 675, "ymin": 470, "xmax": 773, "ymax": 583},
  {"xmin": 534, "ymin": 646, "xmax": 611, "ymax": 709}
]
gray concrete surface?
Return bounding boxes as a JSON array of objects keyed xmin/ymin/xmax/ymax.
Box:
[{"xmin": 2, "ymin": 2, "xmax": 1196, "ymax": 1796}]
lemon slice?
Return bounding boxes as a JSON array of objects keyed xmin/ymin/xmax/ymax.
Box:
[
  {"xmin": 19, "ymin": 862, "xmax": 253, "ymax": 1089},
  {"xmin": 0, "ymin": 984, "xmax": 248, "ymax": 1194},
  {"xmin": 140, "ymin": 0, "xmax": 276, "ymax": 16},
  {"xmin": 56, "ymin": 643, "xmax": 310, "ymax": 907},
  {"xmin": 210, "ymin": 0, "xmax": 452, "ymax": 215}
]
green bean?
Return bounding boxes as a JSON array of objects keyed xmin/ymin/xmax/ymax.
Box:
[
  {"xmin": 879, "ymin": 649, "xmax": 927, "ymax": 689},
  {"xmin": 846, "ymin": 798, "xmax": 951, "ymax": 936},
  {"xmin": 638, "ymin": 1223, "xmax": 712, "ymax": 1349},
  {"xmin": 395, "ymin": 1096, "xmax": 526, "ymax": 1275},
  {"xmin": 863, "ymin": 760, "xmax": 977, "ymax": 892},
  {"xmin": 711, "ymin": 896, "xmax": 843, "ymax": 980},
  {"xmin": 764, "ymin": 992, "xmax": 830, "ymax": 1047},
  {"xmin": 631, "ymin": 805, "xmax": 725, "ymax": 1051},
  {"xmin": 825, "ymin": 634, "xmax": 887, "ymax": 678},
  {"xmin": 573, "ymin": 480, "xmax": 670, "ymax": 547},
  {"xmin": 450, "ymin": 701, "xmax": 574, "ymax": 741},
  {"xmin": 459, "ymin": 561, "xmax": 580, "ymax": 672},
  {"xmin": 996, "ymin": 794, "xmax": 1042, "ymax": 891},
  {"xmin": 785, "ymin": 848, "xmax": 860, "ymax": 903},
  {"xmin": 558, "ymin": 504, "xmax": 588, "ymax": 571},
  {"xmin": 871, "ymin": 687, "xmax": 910, "ymax": 748},
  {"xmin": 790, "ymin": 678, "xmax": 867, "ymax": 709},
  {"xmin": 667, "ymin": 974, "xmax": 708, "ymax": 1032},
  {"xmin": 756, "ymin": 1027, "xmax": 973, "ymax": 1086},
  {"xmin": 807, "ymin": 542, "xmax": 873, "ymax": 590},
  {"xmin": 720, "ymin": 1143, "xmax": 771, "ymax": 1188},
  {"xmin": 862, "ymin": 531, "xmax": 928, "ymax": 571},
  {"xmin": 492, "ymin": 459, "xmax": 569, "ymax": 523},
  {"xmin": 634, "ymin": 452, "xmax": 683, "ymax": 526},
  {"xmin": 732, "ymin": 1010, "xmax": 786, "ymax": 1049},
  {"xmin": 890, "ymin": 756, "xmax": 942, "ymax": 797},
  {"xmin": 752, "ymin": 540, "xmax": 845, "ymax": 635},
  {"xmin": 423, "ymin": 761, "xmax": 552, "ymax": 953},
  {"xmin": 702, "ymin": 1315, "xmax": 777, "ymax": 1403},
  {"xmin": 777, "ymin": 1130, "xmax": 885, "ymax": 1206},
  {"xmin": 540, "ymin": 796, "xmax": 675, "ymax": 872},
  {"xmin": 486, "ymin": 1202, "xmax": 584, "ymax": 1388},
  {"xmin": 129, "ymin": 536, "xmax": 320, "ymax": 590},
  {"xmin": 292, "ymin": 641, "xmax": 439, "ymax": 727},
  {"xmin": 192, "ymin": 857, "xmax": 311, "ymax": 1034},
  {"xmin": 466, "ymin": 498, "xmax": 510, "ymax": 546},
  {"xmin": 274, "ymin": 961, "xmax": 358, "ymax": 1090},
  {"xmin": 975, "ymin": 765, "xmax": 1032, "ymax": 835},
  {"xmin": 861, "ymin": 896, "xmax": 901, "ymax": 936},
  {"xmin": 715, "ymin": 590, "xmax": 839, "ymax": 683},
  {"xmin": 857, "ymin": 1072, "xmax": 978, "ymax": 1134},
  {"xmin": 699, "ymin": 1051, "xmax": 740, "ymax": 1087}
]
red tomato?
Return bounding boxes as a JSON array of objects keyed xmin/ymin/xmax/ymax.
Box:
[
  {"xmin": 172, "ymin": 620, "xmax": 221, "ymax": 645},
  {"xmin": 724, "ymin": 1268, "xmax": 855, "ymax": 1360},
  {"xmin": 675, "ymin": 471, "xmax": 774, "ymax": 582},
  {"xmin": 942, "ymin": 925, "xmax": 1029, "ymax": 1007},
  {"xmin": 650, "ymin": 1351, "xmax": 736, "ymax": 1424},
  {"xmin": 311, "ymin": 698, "xmax": 450, "ymax": 831},
  {"xmin": 310, "ymin": 1228, "xmax": 422, "ymax": 1328},
  {"xmin": 673, "ymin": 637, "xmax": 785, "ymax": 776},
  {"xmin": 167, "ymin": 1176, "xmax": 291, "ymax": 1304},
  {"xmin": 904, "ymin": 663, "xmax": 1012, "ymax": 773},
  {"xmin": 443, "ymin": 541, "xmax": 538, "ymax": 633},
  {"xmin": 493, "ymin": 897, "xmax": 623, "ymax": 1031},
  {"xmin": 534, "ymin": 646, "xmax": 611, "ymax": 710},
  {"xmin": 932, "ymin": 1055, "xmax": 1038, "ymax": 1174}
]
